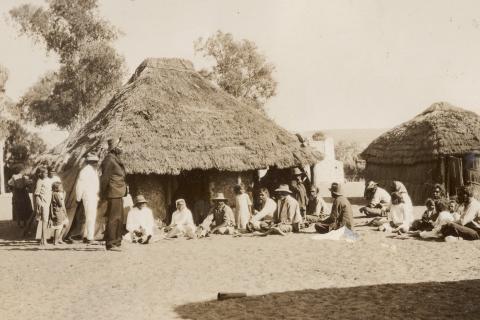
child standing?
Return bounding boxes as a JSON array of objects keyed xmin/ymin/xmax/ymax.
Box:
[
  {"xmin": 49, "ymin": 182, "xmax": 69, "ymax": 245},
  {"xmin": 234, "ymin": 184, "xmax": 252, "ymax": 230},
  {"xmin": 34, "ymin": 167, "xmax": 52, "ymax": 246}
]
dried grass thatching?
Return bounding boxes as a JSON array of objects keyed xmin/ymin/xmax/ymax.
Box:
[
  {"xmin": 361, "ymin": 102, "xmax": 480, "ymax": 165},
  {"xmin": 62, "ymin": 58, "xmax": 321, "ymax": 174}
]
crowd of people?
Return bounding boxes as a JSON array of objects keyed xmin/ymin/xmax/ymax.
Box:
[{"xmin": 6, "ymin": 137, "xmax": 480, "ymax": 250}]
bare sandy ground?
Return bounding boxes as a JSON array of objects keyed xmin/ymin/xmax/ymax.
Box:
[{"xmin": 1, "ymin": 205, "xmax": 480, "ymax": 320}]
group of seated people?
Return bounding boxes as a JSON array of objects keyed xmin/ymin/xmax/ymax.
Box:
[
  {"xmin": 124, "ymin": 180, "xmax": 355, "ymax": 242},
  {"xmin": 359, "ymin": 181, "xmax": 480, "ymax": 241}
]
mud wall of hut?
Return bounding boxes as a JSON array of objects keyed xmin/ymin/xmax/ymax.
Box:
[
  {"xmin": 207, "ymin": 171, "xmax": 255, "ymax": 209},
  {"xmin": 364, "ymin": 161, "xmax": 442, "ymax": 205},
  {"xmin": 127, "ymin": 174, "xmax": 168, "ymax": 220}
]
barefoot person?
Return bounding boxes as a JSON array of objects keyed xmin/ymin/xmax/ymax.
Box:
[
  {"xmin": 34, "ymin": 167, "xmax": 52, "ymax": 246},
  {"xmin": 247, "ymin": 188, "xmax": 276, "ymax": 232},
  {"xmin": 49, "ymin": 182, "xmax": 69, "ymax": 245},
  {"xmin": 100, "ymin": 138, "xmax": 127, "ymax": 251},
  {"xmin": 359, "ymin": 181, "xmax": 391, "ymax": 217},
  {"xmin": 305, "ymin": 186, "xmax": 327, "ymax": 223},
  {"xmin": 165, "ymin": 199, "xmax": 196, "ymax": 238},
  {"xmin": 315, "ymin": 182, "xmax": 354, "ymax": 234},
  {"xmin": 379, "ymin": 192, "xmax": 413, "ymax": 233},
  {"xmin": 75, "ymin": 153, "xmax": 100, "ymax": 244},
  {"xmin": 233, "ymin": 184, "xmax": 252, "ymax": 231},
  {"xmin": 7, "ymin": 164, "xmax": 33, "ymax": 228},
  {"xmin": 126, "ymin": 195, "xmax": 155, "ymax": 244},
  {"xmin": 197, "ymin": 193, "xmax": 236, "ymax": 237},
  {"xmin": 411, "ymin": 199, "xmax": 437, "ymax": 231},
  {"xmin": 263, "ymin": 184, "xmax": 302, "ymax": 236}
]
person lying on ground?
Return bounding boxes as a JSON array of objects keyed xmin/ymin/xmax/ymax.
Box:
[
  {"xmin": 418, "ymin": 200, "xmax": 457, "ymax": 239},
  {"xmin": 359, "ymin": 181, "xmax": 391, "ymax": 217},
  {"xmin": 379, "ymin": 191, "xmax": 413, "ymax": 234},
  {"xmin": 411, "ymin": 198, "xmax": 437, "ymax": 231},
  {"xmin": 315, "ymin": 182, "xmax": 354, "ymax": 234},
  {"xmin": 305, "ymin": 186, "xmax": 328, "ymax": 223},
  {"xmin": 197, "ymin": 193, "xmax": 236, "ymax": 237},
  {"xmin": 126, "ymin": 195, "xmax": 155, "ymax": 244},
  {"xmin": 440, "ymin": 186, "xmax": 480, "ymax": 241},
  {"xmin": 49, "ymin": 182, "xmax": 69, "ymax": 245},
  {"xmin": 35, "ymin": 167, "xmax": 52, "ymax": 246},
  {"xmin": 164, "ymin": 199, "xmax": 196, "ymax": 239},
  {"xmin": 246, "ymin": 188, "xmax": 276, "ymax": 232}
]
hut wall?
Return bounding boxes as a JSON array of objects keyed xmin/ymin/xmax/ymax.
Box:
[
  {"xmin": 127, "ymin": 174, "xmax": 168, "ymax": 220},
  {"xmin": 364, "ymin": 161, "xmax": 441, "ymax": 205},
  {"xmin": 208, "ymin": 171, "xmax": 255, "ymax": 208}
]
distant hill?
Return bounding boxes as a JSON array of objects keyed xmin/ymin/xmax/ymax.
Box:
[{"xmin": 303, "ymin": 128, "xmax": 387, "ymax": 149}]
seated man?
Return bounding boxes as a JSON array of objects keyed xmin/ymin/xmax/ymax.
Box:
[
  {"xmin": 164, "ymin": 199, "xmax": 196, "ymax": 238},
  {"xmin": 359, "ymin": 181, "xmax": 391, "ymax": 217},
  {"xmin": 125, "ymin": 195, "xmax": 155, "ymax": 244},
  {"xmin": 197, "ymin": 193, "xmax": 236, "ymax": 237},
  {"xmin": 305, "ymin": 186, "xmax": 328, "ymax": 223},
  {"xmin": 263, "ymin": 184, "xmax": 303, "ymax": 236},
  {"xmin": 441, "ymin": 186, "xmax": 480, "ymax": 241},
  {"xmin": 315, "ymin": 182, "xmax": 354, "ymax": 234},
  {"xmin": 247, "ymin": 188, "xmax": 277, "ymax": 232}
]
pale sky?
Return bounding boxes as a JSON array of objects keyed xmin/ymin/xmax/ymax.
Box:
[{"xmin": 1, "ymin": 0, "xmax": 480, "ymax": 131}]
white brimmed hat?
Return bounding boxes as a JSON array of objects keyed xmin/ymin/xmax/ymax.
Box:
[{"xmin": 275, "ymin": 184, "xmax": 292, "ymax": 194}]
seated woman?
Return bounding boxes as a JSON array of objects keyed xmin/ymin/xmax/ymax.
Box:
[
  {"xmin": 164, "ymin": 199, "xmax": 196, "ymax": 239},
  {"xmin": 126, "ymin": 195, "xmax": 155, "ymax": 244},
  {"xmin": 379, "ymin": 192, "xmax": 413, "ymax": 233},
  {"xmin": 419, "ymin": 200, "xmax": 458, "ymax": 239},
  {"xmin": 411, "ymin": 198, "xmax": 437, "ymax": 231}
]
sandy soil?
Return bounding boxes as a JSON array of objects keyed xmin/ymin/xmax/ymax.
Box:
[{"xmin": 1, "ymin": 205, "xmax": 480, "ymax": 320}]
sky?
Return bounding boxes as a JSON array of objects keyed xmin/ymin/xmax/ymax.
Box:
[{"xmin": 1, "ymin": 0, "xmax": 480, "ymax": 131}]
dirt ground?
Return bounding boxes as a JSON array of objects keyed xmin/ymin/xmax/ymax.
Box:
[{"xmin": 1, "ymin": 201, "xmax": 480, "ymax": 320}]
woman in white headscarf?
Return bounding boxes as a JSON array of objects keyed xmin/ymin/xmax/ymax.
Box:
[
  {"xmin": 392, "ymin": 181, "xmax": 413, "ymax": 209},
  {"xmin": 165, "ymin": 199, "xmax": 196, "ymax": 238}
]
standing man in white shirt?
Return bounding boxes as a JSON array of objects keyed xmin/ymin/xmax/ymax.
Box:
[
  {"xmin": 441, "ymin": 186, "xmax": 480, "ymax": 240},
  {"xmin": 75, "ymin": 153, "xmax": 100, "ymax": 244}
]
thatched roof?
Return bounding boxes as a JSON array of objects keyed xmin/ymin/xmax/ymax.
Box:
[
  {"xmin": 62, "ymin": 58, "xmax": 322, "ymax": 175},
  {"xmin": 361, "ymin": 102, "xmax": 480, "ymax": 165}
]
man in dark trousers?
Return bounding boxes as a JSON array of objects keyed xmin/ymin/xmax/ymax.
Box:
[
  {"xmin": 100, "ymin": 138, "xmax": 127, "ymax": 251},
  {"xmin": 315, "ymin": 182, "xmax": 354, "ymax": 234}
]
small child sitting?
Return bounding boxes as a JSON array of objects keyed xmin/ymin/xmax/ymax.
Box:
[
  {"xmin": 49, "ymin": 182, "xmax": 69, "ymax": 245},
  {"xmin": 411, "ymin": 198, "xmax": 437, "ymax": 231},
  {"xmin": 125, "ymin": 195, "xmax": 155, "ymax": 244}
]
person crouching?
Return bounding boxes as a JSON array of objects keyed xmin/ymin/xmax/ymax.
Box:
[{"xmin": 126, "ymin": 195, "xmax": 155, "ymax": 244}]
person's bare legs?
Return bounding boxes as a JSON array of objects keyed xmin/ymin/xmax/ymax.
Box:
[{"xmin": 40, "ymin": 220, "xmax": 48, "ymax": 246}]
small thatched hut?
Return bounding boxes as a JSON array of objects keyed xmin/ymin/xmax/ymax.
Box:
[
  {"xmin": 361, "ymin": 102, "xmax": 480, "ymax": 204},
  {"xmin": 57, "ymin": 58, "xmax": 321, "ymax": 220}
]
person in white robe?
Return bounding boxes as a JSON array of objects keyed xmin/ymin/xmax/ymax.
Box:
[
  {"xmin": 379, "ymin": 191, "xmax": 413, "ymax": 233},
  {"xmin": 126, "ymin": 195, "xmax": 155, "ymax": 244},
  {"xmin": 165, "ymin": 199, "xmax": 196, "ymax": 238},
  {"xmin": 75, "ymin": 153, "xmax": 100, "ymax": 243}
]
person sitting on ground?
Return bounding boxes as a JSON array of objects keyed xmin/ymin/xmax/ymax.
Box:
[
  {"xmin": 197, "ymin": 193, "xmax": 236, "ymax": 237},
  {"xmin": 48, "ymin": 182, "xmax": 69, "ymax": 245},
  {"xmin": 34, "ymin": 167, "xmax": 52, "ymax": 246},
  {"xmin": 247, "ymin": 188, "xmax": 277, "ymax": 232},
  {"xmin": 126, "ymin": 195, "xmax": 155, "ymax": 244},
  {"xmin": 233, "ymin": 184, "xmax": 252, "ymax": 231},
  {"xmin": 432, "ymin": 183, "xmax": 448, "ymax": 212},
  {"xmin": 315, "ymin": 182, "xmax": 354, "ymax": 234},
  {"xmin": 440, "ymin": 186, "xmax": 480, "ymax": 241},
  {"xmin": 305, "ymin": 186, "xmax": 327, "ymax": 223},
  {"xmin": 419, "ymin": 200, "xmax": 457, "ymax": 239},
  {"xmin": 379, "ymin": 191, "xmax": 413, "ymax": 234},
  {"xmin": 164, "ymin": 199, "xmax": 196, "ymax": 239},
  {"xmin": 411, "ymin": 198, "xmax": 437, "ymax": 231},
  {"xmin": 359, "ymin": 181, "xmax": 391, "ymax": 217}
]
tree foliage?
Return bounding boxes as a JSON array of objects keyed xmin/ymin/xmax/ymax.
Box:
[
  {"xmin": 10, "ymin": 0, "xmax": 125, "ymax": 129},
  {"xmin": 4, "ymin": 121, "xmax": 47, "ymax": 165},
  {"xmin": 312, "ymin": 131, "xmax": 326, "ymax": 141},
  {"xmin": 194, "ymin": 31, "xmax": 277, "ymax": 108}
]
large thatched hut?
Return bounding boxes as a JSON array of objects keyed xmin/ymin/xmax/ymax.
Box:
[
  {"xmin": 57, "ymin": 58, "xmax": 321, "ymax": 221},
  {"xmin": 361, "ymin": 102, "xmax": 480, "ymax": 204}
]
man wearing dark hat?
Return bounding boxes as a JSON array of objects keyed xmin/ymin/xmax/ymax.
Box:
[
  {"xmin": 75, "ymin": 153, "xmax": 100, "ymax": 244},
  {"xmin": 315, "ymin": 182, "xmax": 354, "ymax": 234},
  {"xmin": 100, "ymin": 137, "xmax": 127, "ymax": 251},
  {"xmin": 197, "ymin": 193, "xmax": 236, "ymax": 236},
  {"xmin": 359, "ymin": 181, "xmax": 391, "ymax": 217},
  {"xmin": 290, "ymin": 168, "xmax": 308, "ymax": 218}
]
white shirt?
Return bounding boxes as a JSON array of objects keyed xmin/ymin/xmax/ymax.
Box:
[
  {"xmin": 420, "ymin": 211, "xmax": 456, "ymax": 239},
  {"xmin": 460, "ymin": 198, "xmax": 480, "ymax": 228},
  {"xmin": 170, "ymin": 209, "xmax": 195, "ymax": 229},
  {"xmin": 388, "ymin": 203, "xmax": 413, "ymax": 229},
  {"xmin": 126, "ymin": 206, "xmax": 155, "ymax": 236},
  {"xmin": 75, "ymin": 164, "xmax": 100, "ymax": 201},
  {"xmin": 251, "ymin": 198, "xmax": 277, "ymax": 222},
  {"xmin": 370, "ymin": 187, "xmax": 391, "ymax": 206}
]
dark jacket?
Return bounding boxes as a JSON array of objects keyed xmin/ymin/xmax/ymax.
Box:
[
  {"xmin": 324, "ymin": 195, "xmax": 354, "ymax": 230},
  {"xmin": 100, "ymin": 153, "xmax": 127, "ymax": 199}
]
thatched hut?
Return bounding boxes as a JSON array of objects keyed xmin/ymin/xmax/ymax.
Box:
[
  {"xmin": 361, "ymin": 102, "xmax": 480, "ymax": 204},
  {"xmin": 57, "ymin": 58, "xmax": 321, "ymax": 221}
]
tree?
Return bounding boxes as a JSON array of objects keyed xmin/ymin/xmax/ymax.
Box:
[
  {"xmin": 312, "ymin": 131, "xmax": 326, "ymax": 141},
  {"xmin": 10, "ymin": 0, "xmax": 125, "ymax": 129},
  {"xmin": 194, "ymin": 31, "xmax": 277, "ymax": 109},
  {"xmin": 335, "ymin": 140, "xmax": 366, "ymax": 181},
  {"xmin": 4, "ymin": 121, "xmax": 47, "ymax": 165}
]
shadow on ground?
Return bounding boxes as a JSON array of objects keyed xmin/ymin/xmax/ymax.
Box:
[{"xmin": 174, "ymin": 280, "xmax": 480, "ymax": 320}]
